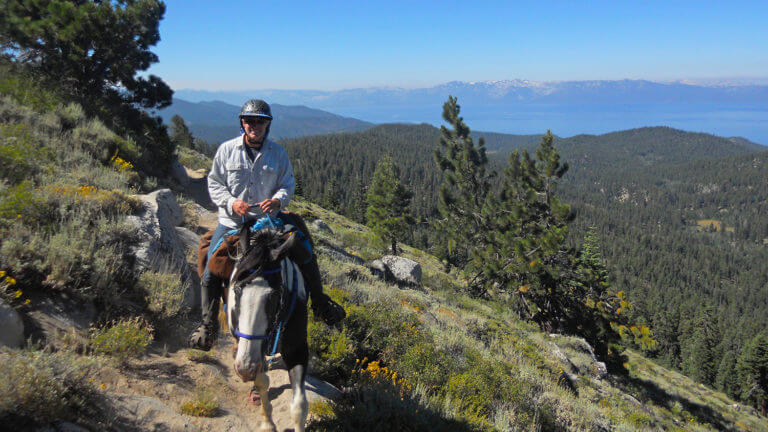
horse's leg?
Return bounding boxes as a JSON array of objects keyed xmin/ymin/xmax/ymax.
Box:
[
  {"xmin": 252, "ymin": 372, "xmax": 276, "ymax": 432},
  {"xmin": 282, "ymin": 305, "xmax": 309, "ymax": 432},
  {"xmin": 287, "ymin": 363, "xmax": 308, "ymax": 432}
]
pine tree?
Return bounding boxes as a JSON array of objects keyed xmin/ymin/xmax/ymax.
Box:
[
  {"xmin": 366, "ymin": 156, "xmax": 414, "ymax": 254},
  {"xmin": 170, "ymin": 115, "xmax": 194, "ymax": 149},
  {"xmin": 349, "ymin": 178, "xmax": 368, "ymax": 224},
  {"xmin": 736, "ymin": 333, "xmax": 768, "ymax": 415},
  {"xmin": 473, "ymin": 131, "xmax": 572, "ymax": 326},
  {"xmin": 716, "ymin": 350, "xmax": 740, "ymax": 399},
  {"xmin": 681, "ymin": 309, "xmax": 719, "ymax": 385},
  {"xmin": 0, "ymin": 0, "xmax": 172, "ymax": 111},
  {"xmin": 433, "ymin": 96, "xmax": 492, "ymax": 274}
]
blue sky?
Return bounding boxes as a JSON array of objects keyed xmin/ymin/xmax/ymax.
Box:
[{"xmin": 148, "ymin": 0, "xmax": 768, "ymax": 91}]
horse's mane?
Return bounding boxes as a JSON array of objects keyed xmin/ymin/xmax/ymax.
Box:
[{"xmin": 232, "ymin": 228, "xmax": 284, "ymax": 283}]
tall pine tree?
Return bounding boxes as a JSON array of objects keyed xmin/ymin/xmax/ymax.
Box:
[
  {"xmin": 472, "ymin": 131, "xmax": 572, "ymax": 321},
  {"xmin": 433, "ymin": 96, "xmax": 493, "ymax": 275},
  {"xmin": 737, "ymin": 333, "xmax": 768, "ymax": 415},
  {"xmin": 366, "ymin": 156, "xmax": 413, "ymax": 254}
]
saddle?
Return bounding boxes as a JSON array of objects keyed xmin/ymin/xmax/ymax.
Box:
[{"xmin": 197, "ymin": 211, "xmax": 314, "ymax": 281}]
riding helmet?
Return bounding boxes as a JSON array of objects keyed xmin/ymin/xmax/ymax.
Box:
[{"xmin": 238, "ymin": 99, "xmax": 273, "ymax": 140}]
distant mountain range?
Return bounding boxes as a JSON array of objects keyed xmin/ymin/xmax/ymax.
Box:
[
  {"xmin": 174, "ymin": 79, "xmax": 768, "ymax": 143},
  {"xmin": 158, "ymin": 98, "xmax": 373, "ymax": 144},
  {"xmin": 176, "ymin": 79, "xmax": 768, "ymax": 107}
]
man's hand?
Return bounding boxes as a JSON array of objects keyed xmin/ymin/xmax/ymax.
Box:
[
  {"xmin": 257, "ymin": 198, "xmax": 280, "ymax": 214},
  {"xmin": 232, "ymin": 199, "xmax": 250, "ymax": 216}
]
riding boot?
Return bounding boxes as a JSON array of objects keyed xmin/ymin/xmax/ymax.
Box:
[
  {"xmin": 188, "ymin": 273, "xmax": 223, "ymax": 351},
  {"xmin": 297, "ymin": 256, "xmax": 346, "ymax": 326}
]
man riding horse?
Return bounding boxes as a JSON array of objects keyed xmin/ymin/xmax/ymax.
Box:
[{"xmin": 189, "ymin": 99, "xmax": 346, "ymax": 350}]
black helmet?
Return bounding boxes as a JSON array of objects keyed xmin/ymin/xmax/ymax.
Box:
[{"xmin": 239, "ymin": 99, "xmax": 273, "ymax": 120}]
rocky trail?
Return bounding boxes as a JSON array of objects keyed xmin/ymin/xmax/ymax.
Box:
[{"xmin": 95, "ymin": 318, "xmax": 338, "ymax": 432}]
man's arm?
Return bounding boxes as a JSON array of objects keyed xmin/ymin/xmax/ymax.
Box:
[
  {"xmin": 271, "ymin": 147, "xmax": 296, "ymax": 211},
  {"xmin": 207, "ymin": 147, "xmax": 237, "ymax": 213}
]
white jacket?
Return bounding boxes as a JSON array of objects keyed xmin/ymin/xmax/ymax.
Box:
[{"xmin": 208, "ymin": 135, "xmax": 295, "ymax": 228}]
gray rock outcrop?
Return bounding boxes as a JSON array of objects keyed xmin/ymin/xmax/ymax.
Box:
[
  {"xmin": 370, "ymin": 255, "xmax": 422, "ymax": 286},
  {"xmin": 126, "ymin": 189, "xmax": 200, "ymax": 308},
  {"xmin": 0, "ymin": 299, "xmax": 24, "ymax": 348},
  {"xmin": 310, "ymin": 219, "xmax": 333, "ymax": 234},
  {"xmin": 170, "ymin": 159, "xmax": 190, "ymax": 188}
]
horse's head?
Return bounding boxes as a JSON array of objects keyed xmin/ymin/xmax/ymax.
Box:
[{"xmin": 227, "ymin": 228, "xmax": 288, "ymax": 381}]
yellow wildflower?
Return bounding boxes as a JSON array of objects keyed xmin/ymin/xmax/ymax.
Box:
[
  {"xmin": 519, "ymin": 285, "xmax": 530, "ymax": 293},
  {"xmin": 0, "ymin": 271, "xmax": 5, "ymax": 278},
  {"xmin": 14, "ymin": 290, "xmax": 22, "ymax": 299},
  {"xmin": 7, "ymin": 277, "xmax": 16, "ymax": 285},
  {"xmin": 24, "ymin": 299, "xmax": 30, "ymax": 305}
]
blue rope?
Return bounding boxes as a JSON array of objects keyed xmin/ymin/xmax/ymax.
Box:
[{"xmin": 269, "ymin": 262, "xmax": 299, "ymax": 357}]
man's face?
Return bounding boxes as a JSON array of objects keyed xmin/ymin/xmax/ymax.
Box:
[{"xmin": 242, "ymin": 117, "xmax": 270, "ymax": 145}]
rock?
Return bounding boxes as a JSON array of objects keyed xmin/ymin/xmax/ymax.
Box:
[
  {"xmin": 55, "ymin": 422, "xmax": 91, "ymax": 432},
  {"xmin": 106, "ymin": 393, "xmax": 203, "ymax": 432},
  {"xmin": 310, "ymin": 219, "xmax": 333, "ymax": 234},
  {"xmin": 175, "ymin": 226, "xmax": 201, "ymax": 254},
  {"xmin": 549, "ymin": 343, "xmax": 578, "ymax": 374},
  {"xmin": 127, "ymin": 189, "xmax": 199, "ymax": 308},
  {"xmin": 372, "ymin": 255, "xmax": 422, "ymax": 286},
  {"xmin": 170, "ymin": 159, "xmax": 190, "ymax": 188},
  {"xmin": 593, "ymin": 361, "xmax": 608, "ymax": 380},
  {"xmin": 306, "ymin": 375, "xmax": 342, "ymax": 401},
  {"xmin": 315, "ymin": 238, "xmax": 367, "ymax": 266},
  {"xmin": 26, "ymin": 291, "xmax": 95, "ymax": 350},
  {"xmin": 0, "ymin": 299, "xmax": 24, "ymax": 348}
]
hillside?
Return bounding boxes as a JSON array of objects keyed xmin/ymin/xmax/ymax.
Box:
[
  {"xmin": 280, "ymin": 122, "xmax": 768, "ymax": 408},
  {"xmin": 1, "ymin": 83, "xmax": 767, "ymax": 430},
  {"xmin": 159, "ymin": 98, "xmax": 374, "ymax": 143}
]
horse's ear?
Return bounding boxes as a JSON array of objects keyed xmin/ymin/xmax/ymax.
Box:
[{"xmin": 270, "ymin": 233, "xmax": 296, "ymax": 262}]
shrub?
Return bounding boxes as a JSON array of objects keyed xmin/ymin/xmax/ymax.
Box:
[
  {"xmin": 89, "ymin": 317, "xmax": 153, "ymax": 363},
  {"xmin": 176, "ymin": 146, "xmax": 211, "ymax": 172},
  {"xmin": 0, "ymin": 123, "xmax": 45, "ymax": 183},
  {"xmin": 309, "ymin": 359, "xmax": 479, "ymax": 432},
  {"xmin": 397, "ymin": 341, "xmax": 459, "ymax": 392},
  {"xmin": 139, "ymin": 270, "xmax": 185, "ymax": 319},
  {"xmin": 179, "ymin": 386, "xmax": 220, "ymax": 417},
  {"xmin": 0, "ymin": 349, "xmax": 100, "ymax": 423},
  {"xmin": 186, "ymin": 349, "xmax": 217, "ymax": 364}
]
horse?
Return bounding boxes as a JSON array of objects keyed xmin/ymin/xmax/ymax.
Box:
[{"xmin": 226, "ymin": 227, "xmax": 309, "ymax": 432}]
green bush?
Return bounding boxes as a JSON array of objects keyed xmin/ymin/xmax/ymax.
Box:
[
  {"xmin": 179, "ymin": 386, "xmax": 220, "ymax": 417},
  {"xmin": 397, "ymin": 341, "xmax": 459, "ymax": 392},
  {"xmin": 0, "ymin": 123, "xmax": 42, "ymax": 183},
  {"xmin": 0, "ymin": 65, "xmax": 62, "ymax": 113},
  {"xmin": 0, "ymin": 349, "xmax": 100, "ymax": 423},
  {"xmin": 176, "ymin": 146, "xmax": 211, "ymax": 172},
  {"xmin": 309, "ymin": 360, "xmax": 480, "ymax": 432},
  {"xmin": 139, "ymin": 270, "xmax": 185, "ymax": 319},
  {"xmin": 89, "ymin": 317, "xmax": 153, "ymax": 363}
]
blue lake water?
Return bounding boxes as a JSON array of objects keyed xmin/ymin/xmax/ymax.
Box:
[{"xmin": 329, "ymin": 104, "xmax": 768, "ymax": 145}]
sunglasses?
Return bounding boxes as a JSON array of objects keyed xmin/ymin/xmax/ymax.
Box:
[{"xmin": 242, "ymin": 117, "xmax": 270, "ymax": 126}]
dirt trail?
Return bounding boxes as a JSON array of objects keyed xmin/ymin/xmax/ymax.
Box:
[{"xmin": 98, "ymin": 324, "xmax": 336, "ymax": 432}]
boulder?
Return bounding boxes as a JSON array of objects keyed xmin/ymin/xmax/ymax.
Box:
[
  {"xmin": 170, "ymin": 159, "xmax": 190, "ymax": 188},
  {"xmin": 126, "ymin": 189, "xmax": 199, "ymax": 308},
  {"xmin": 310, "ymin": 219, "xmax": 333, "ymax": 234},
  {"xmin": 371, "ymin": 255, "xmax": 422, "ymax": 286},
  {"xmin": 0, "ymin": 299, "xmax": 24, "ymax": 348}
]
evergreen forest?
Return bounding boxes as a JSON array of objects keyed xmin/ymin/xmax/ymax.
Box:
[{"xmin": 281, "ymin": 121, "xmax": 768, "ymax": 407}]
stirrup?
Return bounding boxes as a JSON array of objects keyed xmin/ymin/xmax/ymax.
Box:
[
  {"xmin": 188, "ymin": 322, "xmax": 218, "ymax": 351},
  {"xmin": 312, "ymin": 297, "xmax": 346, "ymax": 326}
]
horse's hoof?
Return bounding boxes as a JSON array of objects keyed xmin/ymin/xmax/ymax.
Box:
[{"xmin": 249, "ymin": 390, "xmax": 261, "ymax": 406}]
